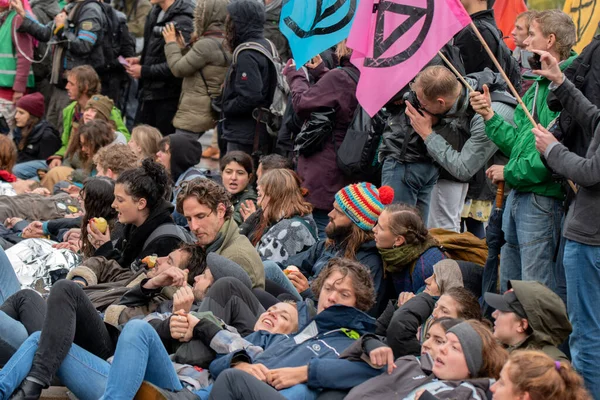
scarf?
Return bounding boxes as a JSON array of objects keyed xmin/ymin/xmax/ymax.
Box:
[{"xmin": 379, "ymin": 236, "xmax": 439, "ymax": 274}]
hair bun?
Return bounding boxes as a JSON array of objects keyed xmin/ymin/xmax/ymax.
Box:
[
  {"xmin": 141, "ymin": 158, "xmax": 169, "ymax": 190},
  {"xmin": 378, "ymin": 186, "xmax": 394, "ymax": 205}
]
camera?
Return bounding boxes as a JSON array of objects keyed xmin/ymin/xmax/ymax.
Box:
[
  {"xmin": 403, "ymin": 90, "xmax": 424, "ymax": 115},
  {"xmin": 528, "ymin": 52, "xmax": 542, "ymax": 70},
  {"xmin": 153, "ymin": 22, "xmax": 179, "ymax": 37}
]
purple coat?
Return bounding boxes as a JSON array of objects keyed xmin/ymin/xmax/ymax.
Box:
[{"xmin": 286, "ymin": 59, "xmax": 359, "ymax": 210}]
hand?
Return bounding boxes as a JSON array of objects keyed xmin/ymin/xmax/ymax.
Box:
[
  {"xmin": 282, "ymin": 59, "xmax": 296, "ymax": 76},
  {"xmin": 306, "ymin": 55, "xmax": 322, "ymax": 69},
  {"xmin": 63, "ymin": 228, "xmax": 81, "ymax": 243},
  {"xmin": 125, "ymin": 57, "xmax": 140, "ymax": 65},
  {"xmin": 415, "ymin": 390, "xmax": 425, "ymax": 400},
  {"xmin": 531, "ymin": 50, "xmax": 564, "ymax": 85},
  {"xmin": 486, "ymin": 165, "xmax": 505, "ymax": 184},
  {"xmin": 61, "ymin": 185, "xmax": 81, "ymax": 198},
  {"xmin": 12, "ymin": 92, "xmax": 23, "ymax": 104},
  {"xmin": 53, "ymin": 241, "xmax": 80, "ymax": 252},
  {"xmin": 145, "ymin": 267, "xmax": 189, "ymax": 289},
  {"xmin": 22, "ymin": 221, "xmax": 44, "ymax": 238},
  {"xmin": 405, "ymin": 101, "xmax": 436, "ymax": 139},
  {"xmin": 10, "ymin": 0, "xmax": 26, "ymax": 17},
  {"xmin": 369, "ymin": 346, "xmax": 396, "ymax": 375},
  {"xmin": 397, "ymin": 292, "xmax": 415, "ymax": 307},
  {"xmin": 234, "ymin": 362, "xmax": 270, "ymax": 382},
  {"xmin": 31, "ymin": 187, "xmax": 50, "ymax": 196},
  {"xmin": 48, "ymin": 158, "xmax": 62, "ymax": 169},
  {"xmin": 162, "ymin": 23, "xmax": 177, "ymax": 44},
  {"xmin": 64, "ymin": 211, "xmax": 84, "ymax": 219},
  {"xmin": 87, "ymin": 220, "xmax": 110, "ymax": 249},
  {"xmin": 4, "ymin": 217, "xmax": 23, "ymax": 229},
  {"xmin": 173, "ymin": 285, "xmax": 195, "ymax": 313},
  {"xmin": 267, "ymin": 366, "xmax": 308, "ymax": 390},
  {"xmin": 469, "ymin": 84, "xmax": 494, "ymax": 121},
  {"xmin": 54, "ymin": 12, "xmax": 66, "ymax": 27},
  {"xmin": 287, "ymin": 270, "xmax": 309, "ymax": 293},
  {"xmin": 170, "ymin": 310, "xmax": 192, "ymax": 341},
  {"xmin": 239, "ymin": 200, "xmax": 257, "ymax": 221},
  {"xmin": 533, "ymin": 124, "xmax": 558, "ymax": 154},
  {"xmin": 126, "ymin": 64, "xmax": 142, "ymax": 79}
]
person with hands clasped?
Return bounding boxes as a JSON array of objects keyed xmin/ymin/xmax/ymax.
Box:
[
  {"xmin": 469, "ymin": 10, "xmax": 578, "ymax": 295},
  {"xmin": 526, "ymin": 46, "xmax": 600, "ymax": 397}
]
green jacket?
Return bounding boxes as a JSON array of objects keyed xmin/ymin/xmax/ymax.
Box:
[
  {"xmin": 484, "ymin": 52, "xmax": 577, "ymax": 199},
  {"xmin": 56, "ymin": 102, "xmax": 130, "ymax": 157}
]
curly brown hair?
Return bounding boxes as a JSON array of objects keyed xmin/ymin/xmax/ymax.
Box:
[
  {"xmin": 444, "ymin": 287, "xmax": 483, "ymax": 321},
  {"xmin": 176, "ymin": 178, "xmax": 233, "ymax": 219},
  {"xmin": 0, "ymin": 135, "xmax": 17, "ymax": 172},
  {"xmin": 311, "ymin": 258, "xmax": 375, "ymax": 312},
  {"xmin": 66, "ymin": 65, "xmax": 101, "ymax": 97},
  {"xmin": 93, "ymin": 144, "xmax": 140, "ymax": 177}
]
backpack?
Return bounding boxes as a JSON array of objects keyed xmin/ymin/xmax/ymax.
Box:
[
  {"xmin": 73, "ymin": 0, "xmax": 134, "ymax": 71},
  {"xmin": 232, "ymin": 40, "xmax": 290, "ymax": 137},
  {"xmin": 142, "ymin": 223, "xmax": 196, "ymax": 253},
  {"xmin": 477, "ymin": 19, "xmax": 522, "ymax": 94},
  {"xmin": 336, "ymin": 68, "xmax": 387, "ymax": 177}
]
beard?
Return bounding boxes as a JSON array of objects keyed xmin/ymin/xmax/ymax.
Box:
[{"xmin": 325, "ymin": 220, "xmax": 353, "ymax": 243}]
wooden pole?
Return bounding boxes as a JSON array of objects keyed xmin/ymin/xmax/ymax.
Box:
[
  {"xmin": 469, "ymin": 22, "xmax": 537, "ymax": 127},
  {"xmin": 438, "ymin": 51, "xmax": 475, "ymax": 92},
  {"xmin": 495, "ymin": 182, "xmax": 505, "ymax": 208}
]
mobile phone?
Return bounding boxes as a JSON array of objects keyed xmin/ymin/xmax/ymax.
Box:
[
  {"xmin": 528, "ymin": 53, "xmax": 542, "ymax": 70},
  {"xmin": 118, "ymin": 56, "xmax": 130, "ymax": 67}
]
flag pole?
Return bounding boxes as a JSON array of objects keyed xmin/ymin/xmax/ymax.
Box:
[
  {"xmin": 437, "ymin": 51, "xmax": 475, "ymax": 92},
  {"xmin": 469, "ymin": 22, "xmax": 537, "ymax": 127}
]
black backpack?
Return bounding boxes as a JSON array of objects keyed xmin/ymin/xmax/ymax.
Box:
[
  {"xmin": 478, "ymin": 19, "xmax": 522, "ymax": 94},
  {"xmin": 336, "ymin": 68, "xmax": 387, "ymax": 177},
  {"xmin": 73, "ymin": 0, "xmax": 134, "ymax": 71}
]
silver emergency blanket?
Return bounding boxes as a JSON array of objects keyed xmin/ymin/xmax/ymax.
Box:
[{"xmin": 6, "ymin": 239, "xmax": 81, "ymax": 291}]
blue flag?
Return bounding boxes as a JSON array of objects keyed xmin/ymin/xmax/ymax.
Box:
[{"xmin": 280, "ymin": 0, "xmax": 359, "ymax": 68}]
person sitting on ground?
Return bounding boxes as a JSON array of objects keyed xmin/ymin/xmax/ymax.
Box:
[
  {"xmin": 220, "ymin": 151, "xmax": 257, "ymax": 226},
  {"xmin": 156, "ymin": 133, "xmax": 205, "ymax": 226},
  {"xmin": 373, "ymin": 203, "xmax": 446, "ymax": 297},
  {"xmin": 11, "ymin": 93, "xmax": 61, "ymax": 180},
  {"xmin": 341, "ymin": 320, "xmax": 508, "ymax": 400},
  {"xmin": 176, "ymin": 178, "xmax": 265, "ymax": 289},
  {"xmin": 128, "ymin": 124, "xmax": 163, "ymax": 160},
  {"xmin": 0, "ymin": 244, "xmax": 202, "ymax": 399},
  {"xmin": 0, "ymin": 135, "xmax": 38, "ymax": 196},
  {"xmin": 93, "ymin": 143, "xmax": 140, "ymax": 180},
  {"xmin": 88, "ymin": 158, "xmax": 185, "ymax": 269},
  {"xmin": 484, "ymin": 280, "xmax": 572, "ymax": 361},
  {"xmin": 491, "ymin": 350, "xmax": 592, "ymax": 400},
  {"xmin": 264, "ymin": 182, "xmax": 391, "ymax": 314},
  {"xmin": 240, "ymin": 169, "xmax": 317, "ymax": 263},
  {"xmin": 81, "ymin": 95, "xmax": 128, "ymax": 143}
]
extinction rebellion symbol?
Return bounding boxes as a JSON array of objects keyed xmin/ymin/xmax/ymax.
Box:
[
  {"xmin": 365, "ymin": 0, "xmax": 435, "ymax": 68},
  {"xmin": 283, "ymin": 0, "xmax": 358, "ymax": 38}
]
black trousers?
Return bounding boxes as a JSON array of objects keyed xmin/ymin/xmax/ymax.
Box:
[
  {"xmin": 208, "ymin": 369, "xmax": 286, "ymax": 400},
  {"xmin": 28, "ymin": 280, "xmax": 116, "ymax": 386},
  {"xmin": 199, "ymin": 277, "xmax": 265, "ymax": 337},
  {"xmin": 0, "ymin": 289, "xmax": 46, "ymax": 365},
  {"xmin": 134, "ymin": 97, "xmax": 178, "ymax": 136}
]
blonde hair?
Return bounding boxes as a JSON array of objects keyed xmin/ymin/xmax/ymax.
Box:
[
  {"xmin": 506, "ymin": 351, "xmax": 591, "ymax": 400},
  {"xmin": 414, "ymin": 66, "xmax": 461, "ymax": 102},
  {"xmin": 131, "ymin": 125, "xmax": 163, "ymax": 160},
  {"xmin": 533, "ymin": 10, "xmax": 576, "ymax": 60}
]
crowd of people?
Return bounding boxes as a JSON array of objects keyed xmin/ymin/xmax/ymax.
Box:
[{"xmin": 0, "ymin": 0, "xmax": 598, "ymax": 398}]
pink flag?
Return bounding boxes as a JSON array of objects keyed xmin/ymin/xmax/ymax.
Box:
[{"xmin": 348, "ymin": 0, "xmax": 472, "ymax": 116}]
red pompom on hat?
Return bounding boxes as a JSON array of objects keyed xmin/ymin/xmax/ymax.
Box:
[{"xmin": 378, "ymin": 185, "xmax": 394, "ymax": 205}]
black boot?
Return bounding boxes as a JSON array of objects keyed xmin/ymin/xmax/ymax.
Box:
[
  {"xmin": 9, "ymin": 379, "xmax": 44, "ymax": 400},
  {"xmin": 135, "ymin": 381, "xmax": 199, "ymax": 400}
]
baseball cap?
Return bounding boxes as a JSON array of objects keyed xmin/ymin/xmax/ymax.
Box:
[{"xmin": 484, "ymin": 290, "xmax": 528, "ymax": 319}]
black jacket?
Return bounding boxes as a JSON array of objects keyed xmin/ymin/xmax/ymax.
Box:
[
  {"xmin": 139, "ymin": 0, "xmax": 193, "ymax": 101},
  {"xmin": 454, "ymin": 9, "xmax": 501, "ymax": 75},
  {"xmin": 95, "ymin": 200, "xmax": 182, "ymax": 268},
  {"xmin": 14, "ymin": 120, "xmax": 61, "ymax": 163},
  {"xmin": 385, "ymin": 293, "xmax": 435, "ymax": 359},
  {"xmin": 220, "ymin": 0, "xmax": 276, "ymax": 146}
]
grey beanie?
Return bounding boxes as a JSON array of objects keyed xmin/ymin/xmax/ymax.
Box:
[
  {"xmin": 433, "ymin": 260, "xmax": 464, "ymax": 295},
  {"xmin": 447, "ymin": 322, "xmax": 483, "ymax": 378},
  {"xmin": 206, "ymin": 253, "xmax": 252, "ymax": 289}
]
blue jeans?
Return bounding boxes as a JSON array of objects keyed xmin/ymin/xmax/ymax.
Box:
[
  {"xmin": 0, "ymin": 312, "xmax": 28, "ymax": 361},
  {"xmin": 263, "ymin": 261, "xmax": 302, "ymax": 301},
  {"xmin": 12, "ymin": 160, "xmax": 48, "ymax": 180},
  {"xmin": 499, "ymin": 191, "xmax": 563, "ymax": 293},
  {"xmin": 0, "ymin": 247, "xmax": 21, "ymax": 304},
  {"xmin": 564, "ymin": 240, "xmax": 600, "ymax": 399},
  {"xmin": 381, "ymin": 159, "xmax": 439, "ymax": 224}
]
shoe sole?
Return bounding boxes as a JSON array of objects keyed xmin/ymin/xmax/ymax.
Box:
[{"xmin": 134, "ymin": 382, "xmax": 167, "ymax": 400}]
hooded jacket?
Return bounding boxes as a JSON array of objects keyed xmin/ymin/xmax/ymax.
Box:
[
  {"xmin": 165, "ymin": 0, "xmax": 230, "ymax": 134},
  {"xmin": 207, "ymin": 217, "xmax": 265, "ymax": 289},
  {"xmin": 220, "ymin": 0, "xmax": 277, "ymax": 146},
  {"xmin": 139, "ymin": 0, "xmax": 194, "ymax": 101},
  {"xmin": 509, "ymin": 280, "xmax": 572, "ymax": 361},
  {"xmin": 169, "ymin": 133, "xmax": 203, "ymax": 184},
  {"xmin": 282, "ymin": 239, "xmax": 385, "ymax": 316},
  {"xmin": 14, "ymin": 120, "xmax": 62, "ymax": 163},
  {"xmin": 209, "ymin": 304, "xmax": 376, "ymax": 392}
]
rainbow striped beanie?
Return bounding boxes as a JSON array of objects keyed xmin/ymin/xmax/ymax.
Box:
[{"xmin": 334, "ymin": 183, "xmax": 394, "ymax": 231}]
